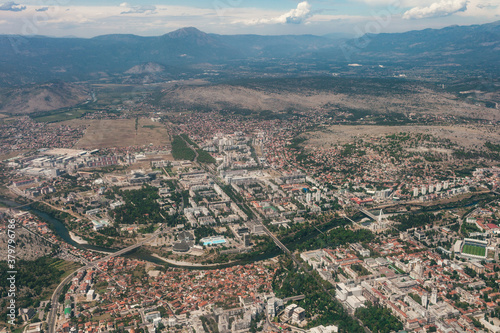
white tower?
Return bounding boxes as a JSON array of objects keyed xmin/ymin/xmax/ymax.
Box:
[{"xmin": 377, "ymin": 209, "xmax": 388, "ymax": 224}]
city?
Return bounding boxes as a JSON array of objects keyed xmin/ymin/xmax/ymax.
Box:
[
  {"xmin": 1, "ymin": 100, "xmax": 500, "ymax": 332},
  {"xmin": 0, "ymin": 3, "xmax": 500, "ymax": 333}
]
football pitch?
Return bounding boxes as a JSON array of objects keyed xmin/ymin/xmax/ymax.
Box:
[{"xmin": 462, "ymin": 244, "xmax": 486, "ymax": 257}]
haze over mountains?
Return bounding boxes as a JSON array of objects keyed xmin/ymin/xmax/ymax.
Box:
[{"xmin": 0, "ymin": 21, "xmax": 499, "ymax": 86}]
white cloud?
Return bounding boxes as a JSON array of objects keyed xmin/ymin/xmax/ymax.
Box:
[
  {"xmin": 403, "ymin": 0, "xmax": 468, "ymax": 19},
  {"xmin": 457, "ymin": 0, "xmax": 500, "ymax": 18},
  {"xmin": 119, "ymin": 2, "xmax": 157, "ymax": 15},
  {"xmin": 350, "ymin": 0, "xmax": 435, "ymax": 7},
  {"xmin": 0, "ymin": 2, "xmax": 26, "ymax": 11},
  {"xmin": 243, "ymin": 1, "xmax": 313, "ymax": 25},
  {"xmin": 279, "ymin": 1, "xmax": 313, "ymax": 24}
]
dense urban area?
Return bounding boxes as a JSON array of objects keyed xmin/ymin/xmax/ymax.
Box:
[{"xmin": 1, "ymin": 76, "xmax": 499, "ymax": 333}]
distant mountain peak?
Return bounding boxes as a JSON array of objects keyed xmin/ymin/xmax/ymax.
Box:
[
  {"xmin": 166, "ymin": 27, "xmax": 206, "ymax": 39},
  {"xmin": 125, "ymin": 62, "xmax": 165, "ymax": 75},
  {"xmin": 91, "ymin": 33, "xmax": 143, "ymax": 42}
]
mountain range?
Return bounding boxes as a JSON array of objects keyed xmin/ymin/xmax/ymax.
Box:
[{"xmin": 0, "ymin": 21, "xmax": 499, "ymax": 86}]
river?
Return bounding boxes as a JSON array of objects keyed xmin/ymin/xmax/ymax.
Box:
[
  {"xmin": 1, "ymin": 193, "xmax": 486, "ymax": 268},
  {"xmin": 0, "ymin": 195, "xmax": 272, "ymax": 269},
  {"xmin": 0, "ymin": 196, "xmax": 116, "ymax": 252},
  {"xmin": 1, "ymin": 196, "xmax": 157, "ymax": 261}
]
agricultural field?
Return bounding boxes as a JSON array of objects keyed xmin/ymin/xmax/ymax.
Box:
[{"xmin": 462, "ymin": 244, "xmax": 486, "ymax": 257}]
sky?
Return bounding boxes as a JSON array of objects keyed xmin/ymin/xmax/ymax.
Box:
[{"xmin": 1, "ymin": 0, "xmax": 499, "ymax": 38}]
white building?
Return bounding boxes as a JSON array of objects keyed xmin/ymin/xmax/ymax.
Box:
[
  {"xmin": 309, "ymin": 325, "xmax": 339, "ymax": 333},
  {"xmin": 421, "ymin": 186, "xmax": 427, "ymax": 195}
]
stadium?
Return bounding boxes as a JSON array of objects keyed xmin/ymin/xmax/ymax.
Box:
[{"xmin": 456, "ymin": 238, "xmax": 488, "ymax": 259}]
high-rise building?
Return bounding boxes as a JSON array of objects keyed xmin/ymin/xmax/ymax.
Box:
[
  {"xmin": 430, "ymin": 288, "xmax": 438, "ymax": 304},
  {"xmin": 243, "ymin": 234, "xmax": 251, "ymax": 247},
  {"xmin": 422, "ymin": 293, "xmax": 428, "ymax": 308}
]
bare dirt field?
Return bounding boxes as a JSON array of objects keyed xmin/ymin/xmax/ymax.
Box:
[
  {"xmin": 305, "ymin": 124, "xmax": 500, "ymax": 149},
  {"xmin": 0, "ymin": 150, "xmax": 27, "ymax": 162},
  {"xmin": 57, "ymin": 118, "xmax": 170, "ymax": 149},
  {"xmin": 165, "ymin": 85, "xmax": 338, "ymax": 111},
  {"xmin": 162, "ymin": 81, "xmax": 499, "ymax": 121}
]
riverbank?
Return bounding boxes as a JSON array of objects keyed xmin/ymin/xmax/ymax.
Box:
[
  {"xmin": 151, "ymin": 253, "xmax": 235, "ymax": 268},
  {"xmin": 69, "ymin": 231, "xmax": 88, "ymax": 245}
]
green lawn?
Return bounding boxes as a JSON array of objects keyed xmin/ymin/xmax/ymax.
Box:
[
  {"xmin": 462, "ymin": 244, "xmax": 486, "ymax": 257},
  {"xmin": 31, "ymin": 108, "xmax": 89, "ymax": 123}
]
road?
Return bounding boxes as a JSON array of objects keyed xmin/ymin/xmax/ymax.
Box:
[
  {"xmin": 47, "ymin": 270, "xmax": 78, "ymax": 333},
  {"xmin": 9, "ymin": 186, "xmax": 85, "ymax": 221},
  {"xmin": 260, "ymin": 222, "xmax": 306, "ymax": 269},
  {"xmin": 47, "ymin": 228, "xmax": 165, "ymax": 333}
]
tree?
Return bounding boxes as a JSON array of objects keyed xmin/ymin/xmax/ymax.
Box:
[{"xmin": 355, "ymin": 303, "xmax": 403, "ymax": 333}]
